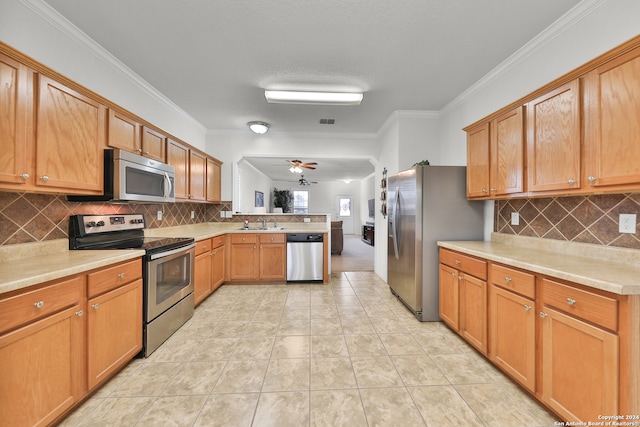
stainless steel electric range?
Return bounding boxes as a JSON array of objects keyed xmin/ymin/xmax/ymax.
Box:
[{"xmin": 69, "ymin": 213, "xmax": 195, "ymax": 357}]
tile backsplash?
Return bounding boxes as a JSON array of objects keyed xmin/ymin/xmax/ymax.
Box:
[{"xmin": 495, "ymin": 193, "xmax": 640, "ymax": 249}]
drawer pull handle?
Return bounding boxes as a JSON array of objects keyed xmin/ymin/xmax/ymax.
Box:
[
  {"xmin": 566, "ymin": 297, "xmax": 576, "ymax": 305},
  {"xmin": 504, "ymin": 277, "xmax": 512, "ymax": 282},
  {"xmin": 34, "ymin": 301, "xmax": 45, "ymax": 309},
  {"xmin": 76, "ymin": 310, "xmax": 83, "ymax": 317},
  {"xmin": 539, "ymin": 312, "xmax": 547, "ymax": 318},
  {"xmin": 118, "ymin": 273, "xmax": 126, "ymax": 279},
  {"xmin": 523, "ymin": 305, "xmax": 532, "ymax": 311},
  {"xmin": 454, "ymin": 259, "xmax": 460, "ymax": 265}
]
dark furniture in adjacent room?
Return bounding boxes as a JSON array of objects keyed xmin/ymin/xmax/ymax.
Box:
[
  {"xmin": 362, "ymin": 223, "xmax": 374, "ymax": 246},
  {"xmin": 331, "ymin": 221, "xmax": 343, "ymax": 255}
]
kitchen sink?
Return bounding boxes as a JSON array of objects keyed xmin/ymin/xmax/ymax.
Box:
[{"xmin": 238, "ymin": 226, "xmax": 285, "ymax": 231}]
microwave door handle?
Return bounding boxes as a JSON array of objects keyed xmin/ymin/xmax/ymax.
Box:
[
  {"xmin": 164, "ymin": 172, "xmax": 172, "ymax": 200},
  {"xmin": 393, "ymin": 186, "xmax": 400, "ymax": 259}
]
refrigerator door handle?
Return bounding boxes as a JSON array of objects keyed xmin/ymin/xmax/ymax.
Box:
[{"xmin": 392, "ymin": 186, "xmax": 400, "ymax": 259}]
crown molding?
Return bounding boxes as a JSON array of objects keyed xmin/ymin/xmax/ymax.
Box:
[{"xmin": 19, "ymin": 0, "xmax": 206, "ymax": 132}]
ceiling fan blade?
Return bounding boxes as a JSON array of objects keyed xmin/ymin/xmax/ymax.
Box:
[
  {"xmin": 303, "ymin": 162, "xmax": 318, "ymax": 166},
  {"xmin": 302, "ymin": 165, "xmax": 316, "ymax": 169}
]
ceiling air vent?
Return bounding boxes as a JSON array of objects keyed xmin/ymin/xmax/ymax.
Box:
[{"xmin": 319, "ymin": 119, "xmax": 335, "ymax": 125}]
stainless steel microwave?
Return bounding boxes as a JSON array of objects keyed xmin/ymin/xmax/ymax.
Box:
[{"xmin": 69, "ymin": 149, "xmax": 175, "ymax": 203}]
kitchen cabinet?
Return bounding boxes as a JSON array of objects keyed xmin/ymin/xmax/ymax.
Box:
[
  {"xmin": 229, "ymin": 234, "xmax": 260, "ymax": 281},
  {"xmin": 107, "ymin": 108, "xmax": 141, "ymax": 154},
  {"xmin": 189, "ymin": 149, "xmax": 207, "ymax": 201},
  {"xmin": 259, "ymin": 233, "xmax": 286, "ymax": 280},
  {"xmin": 167, "ymin": 138, "xmax": 190, "ymax": 200},
  {"xmin": 211, "ymin": 236, "xmax": 226, "ymax": 291},
  {"xmin": 583, "ymin": 45, "xmax": 640, "ymax": 189},
  {"xmin": 439, "ymin": 248, "xmax": 488, "ymax": 353},
  {"xmin": 206, "ymin": 156, "xmax": 222, "ymax": 203},
  {"xmin": 526, "ymin": 80, "xmax": 581, "ymax": 192},
  {"xmin": 194, "ymin": 239, "xmax": 213, "ymax": 305},
  {"xmin": 141, "ymin": 125, "xmax": 166, "ymax": 162},
  {"xmin": 465, "ymin": 107, "xmax": 524, "ymax": 199},
  {"xmin": 0, "ymin": 275, "xmax": 86, "ymax": 427},
  {"xmin": 86, "ymin": 259, "xmax": 142, "ymax": 390},
  {"xmin": 0, "ymin": 52, "xmax": 34, "ymax": 187},
  {"xmin": 489, "ymin": 264, "xmax": 536, "ymax": 392},
  {"xmin": 539, "ymin": 278, "xmax": 619, "ymax": 422}
]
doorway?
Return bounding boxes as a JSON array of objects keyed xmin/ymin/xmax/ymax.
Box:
[{"xmin": 335, "ymin": 195, "xmax": 354, "ymax": 234}]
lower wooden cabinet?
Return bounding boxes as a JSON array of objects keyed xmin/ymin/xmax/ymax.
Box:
[
  {"xmin": 229, "ymin": 233, "xmax": 285, "ymax": 282},
  {"xmin": 438, "ymin": 263, "xmax": 459, "ymax": 330},
  {"xmin": 459, "ymin": 273, "xmax": 487, "ymax": 353},
  {"xmin": 194, "ymin": 239, "xmax": 213, "ymax": 305},
  {"xmin": 259, "ymin": 234, "xmax": 286, "ymax": 280},
  {"xmin": 211, "ymin": 239, "xmax": 226, "ymax": 292}
]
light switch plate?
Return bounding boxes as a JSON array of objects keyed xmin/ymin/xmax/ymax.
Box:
[
  {"xmin": 511, "ymin": 212, "xmax": 520, "ymax": 226},
  {"xmin": 619, "ymin": 214, "xmax": 637, "ymax": 233}
]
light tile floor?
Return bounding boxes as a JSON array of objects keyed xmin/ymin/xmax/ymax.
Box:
[{"xmin": 60, "ymin": 272, "xmax": 558, "ymax": 426}]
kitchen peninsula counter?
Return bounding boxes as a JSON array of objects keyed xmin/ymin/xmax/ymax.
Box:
[
  {"xmin": 144, "ymin": 221, "xmax": 329, "ymax": 239},
  {"xmin": 438, "ymin": 233, "xmax": 640, "ymax": 295}
]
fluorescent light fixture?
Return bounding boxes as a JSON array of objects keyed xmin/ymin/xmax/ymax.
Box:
[
  {"xmin": 247, "ymin": 121, "xmax": 270, "ymax": 134},
  {"xmin": 265, "ymin": 90, "xmax": 363, "ymax": 105}
]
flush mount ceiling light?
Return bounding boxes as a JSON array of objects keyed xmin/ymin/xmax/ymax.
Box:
[
  {"xmin": 264, "ymin": 90, "xmax": 363, "ymax": 106},
  {"xmin": 247, "ymin": 121, "xmax": 270, "ymax": 134}
]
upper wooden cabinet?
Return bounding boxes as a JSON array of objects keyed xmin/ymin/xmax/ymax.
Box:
[
  {"xmin": 466, "ymin": 106, "xmax": 524, "ymax": 199},
  {"xmin": 207, "ymin": 157, "xmax": 222, "ymax": 203},
  {"xmin": 37, "ymin": 75, "xmax": 106, "ymax": 194},
  {"xmin": 166, "ymin": 138, "xmax": 189, "ymax": 200},
  {"xmin": 141, "ymin": 126, "xmax": 166, "ymax": 162},
  {"xmin": 526, "ymin": 80, "xmax": 581, "ymax": 192},
  {"xmin": 583, "ymin": 46, "xmax": 640, "ymax": 189},
  {"xmin": 189, "ymin": 150, "xmax": 207, "ymax": 201},
  {"xmin": 107, "ymin": 109, "xmax": 141, "ymax": 154}
]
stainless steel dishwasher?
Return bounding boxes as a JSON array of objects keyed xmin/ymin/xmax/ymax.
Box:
[{"xmin": 286, "ymin": 233, "xmax": 324, "ymax": 282}]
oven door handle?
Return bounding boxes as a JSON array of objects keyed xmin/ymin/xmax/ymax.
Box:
[{"xmin": 148, "ymin": 243, "xmax": 195, "ymax": 260}]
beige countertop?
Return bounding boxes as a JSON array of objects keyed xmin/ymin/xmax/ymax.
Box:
[
  {"xmin": 0, "ymin": 222, "xmax": 329, "ymax": 296},
  {"xmin": 438, "ymin": 233, "xmax": 640, "ymax": 295}
]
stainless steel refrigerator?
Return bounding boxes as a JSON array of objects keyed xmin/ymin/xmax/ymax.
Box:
[{"xmin": 387, "ymin": 165, "xmax": 484, "ymax": 321}]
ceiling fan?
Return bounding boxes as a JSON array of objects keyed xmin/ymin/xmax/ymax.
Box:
[
  {"xmin": 287, "ymin": 159, "xmax": 317, "ymax": 173},
  {"xmin": 294, "ymin": 175, "xmax": 317, "ymax": 186}
]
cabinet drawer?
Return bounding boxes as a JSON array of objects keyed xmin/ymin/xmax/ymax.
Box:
[
  {"xmin": 0, "ymin": 275, "xmax": 84, "ymax": 334},
  {"xmin": 87, "ymin": 259, "xmax": 142, "ymax": 298},
  {"xmin": 542, "ymin": 278, "xmax": 618, "ymax": 331},
  {"xmin": 491, "ymin": 264, "xmax": 535, "ymax": 299},
  {"xmin": 211, "ymin": 235, "xmax": 225, "ymax": 248},
  {"xmin": 195, "ymin": 239, "xmax": 212, "ymax": 256},
  {"xmin": 231, "ymin": 234, "xmax": 257, "ymax": 244},
  {"xmin": 440, "ymin": 249, "xmax": 487, "ymax": 280},
  {"xmin": 260, "ymin": 233, "xmax": 285, "ymax": 244}
]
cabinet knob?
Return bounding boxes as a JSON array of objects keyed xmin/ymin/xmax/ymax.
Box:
[
  {"xmin": 34, "ymin": 301, "xmax": 45, "ymax": 309},
  {"xmin": 490, "ymin": 188, "xmax": 496, "ymax": 192},
  {"xmin": 523, "ymin": 305, "xmax": 532, "ymax": 311},
  {"xmin": 118, "ymin": 272, "xmax": 125, "ymax": 279},
  {"xmin": 203, "ymin": 245, "xmax": 207, "ymax": 250},
  {"xmin": 76, "ymin": 310, "xmax": 83, "ymax": 317},
  {"xmin": 587, "ymin": 176, "xmax": 597, "ymax": 184},
  {"xmin": 454, "ymin": 259, "xmax": 460, "ymax": 265},
  {"xmin": 567, "ymin": 179, "xmax": 576, "ymax": 185},
  {"xmin": 137, "ymin": 148, "xmax": 143, "ymax": 153},
  {"xmin": 482, "ymin": 189, "xmax": 488, "ymax": 193},
  {"xmin": 539, "ymin": 312, "xmax": 548, "ymax": 318},
  {"xmin": 566, "ymin": 297, "xmax": 576, "ymax": 305},
  {"xmin": 504, "ymin": 277, "xmax": 512, "ymax": 282},
  {"xmin": 458, "ymin": 275, "xmax": 464, "ymax": 281},
  {"xmin": 40, "ymin": 175, "xmax": 49, "ymax": 182},
  {"xmin": 20, "ymin": 173, "xmax": 30, "ymax": 180},
  {"xmin": 143, "ymin": 151, "xmax": 150, "ymax": 155},
  {"xmin": 450, "ymin": 272, "xmax": 456, "ymax": 277},
  {"xmin": 92, "ymin": 303, "xmax": 100, "ymax": 309}
]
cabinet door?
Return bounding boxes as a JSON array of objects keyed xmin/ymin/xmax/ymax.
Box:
[
  {"xmin": 540, "ymin": 306, "xmax": 618, "ymax": 422},
  {"xmin": 466, "ymin": 123, "xmax": 490, "ymax": 198},
  {"xmin": 490, "ymin": 106, "xmax": 524, "ymax": 195},
  {"xmin": 489, "ymin": 285, "xmax": 535, "ymax": 392},
  {"xmin": 37, "ymin": 75, "xmax": 105, "ymax": 193},
  {"xmin": 0, "ymin": 52, "xmax": 34, "ymax": 187},
  {"xmin": 230, "ymin": 242, "xmax": 259, "ymax": 281},
  {"xmin": 438, "ymin": 264, "xmax": 459, "ymax": 330},
  {"xmin": 141, "ymin": 126, "xmax": 166, "ymax": 161},
  {"xmin": 189, "ymin": 150, "xmax": 207, "ymax": 201},
  {"xmin": 584, "ymin": 46, "xmax": 640, "ymax": 188},
  {"xmin": 107, "ymin": 109, "xmax": 141, "ymax": 154},
  {"xmin": 526, "ymin": 80, "xmax": 581, "ymax": 192},
  {"xmin": 207, "ymin": 157, "xmax": 222, "ymax": 203},
  {"xmin": 87, "ymin": 280, "xmax": 142, "ymax": 390},
  {"xmin": 166, "ymin": 138, "xmax": 189, "ymax": 200},
  {"xmin": 0, "ymin": 305, "xmax": 85, "ymax": 427},
  {"xmin": 259, "ymin": 243, "xmax": 286, "ymax": 280},
  {"xmin": 194, "ymin": 250, "xmax": 212, "ymax": 306},
  {"xmin": 460, "ymin": 274, "xmax": 487, "ymax": 353},
  {"xmin": 211, "ymin": 245, "xmax": 226, "ymax": 291}
]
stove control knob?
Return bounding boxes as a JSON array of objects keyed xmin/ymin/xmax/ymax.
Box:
[
  {"xmin": 86, "ymin": 221, "xmax": 96, "ymax": 228},
  {"xmin": 130, "ymin": 219, "xmax": 137, "ymax": 224},
  {"xmin": 96, "ymin": 221, "xmax": 105, "ymax": 227}
]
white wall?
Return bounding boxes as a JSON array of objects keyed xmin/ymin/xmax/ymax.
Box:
[{"xmin": 236, "ymin": 160, "xmax": 273, "ymax": 213}]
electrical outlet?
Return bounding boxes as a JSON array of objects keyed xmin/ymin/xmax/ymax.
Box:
[
  {"xmin": 157, "ymin": 210, "xmax": 162, "ymax": 221},
  {"xmin": 619, "ymin": 214, "xmax": 637, "ymax": 233},
  {"xmin": 191, "ymin": 211, "xmax": 195, "ymax": 219},
  {"xmin": 304, "ymin": 217, "xmax": 311, "ymax": 223},
  {"xmin": 511, "ymin": 212, "xmax": 520, "ymax": 226}
]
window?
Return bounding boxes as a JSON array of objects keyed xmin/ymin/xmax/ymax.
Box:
[
  {"xmin": 338, "ymin": 197, "xmax": 351, "ymax": 217},
  {"xmin": 293, "ymin": 190, "xmax": 309, "ymax": 214}
]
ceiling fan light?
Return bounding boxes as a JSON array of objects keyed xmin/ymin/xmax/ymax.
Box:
[
  {"xmin": 289, "ymin": 165, "xmax": 302, "ymax": 173},
  {"xmin": 265, "ymin": 90, "xmax": 363, "ymax": 106},
  {"xmin": 248, "ymin": 121, "xmax": 270, "ymax": 134}
]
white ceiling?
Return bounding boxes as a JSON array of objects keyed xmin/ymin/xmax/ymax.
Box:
[{"xmin": 42, "ymin": 0, "xmax": 583, "ymax": 182}]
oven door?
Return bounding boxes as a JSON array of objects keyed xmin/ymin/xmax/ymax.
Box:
[{"xmin": 145, "ymin": 244, "xmax": 195, "ymax": 321}]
